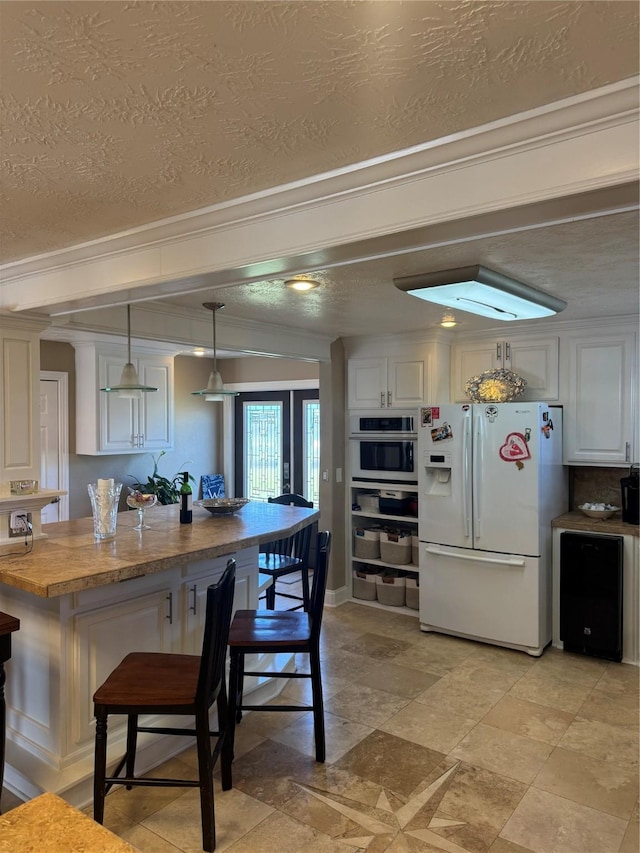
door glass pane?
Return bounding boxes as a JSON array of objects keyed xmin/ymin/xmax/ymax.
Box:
[
  {"xmin": 304, "ymin": 400, "xmax": 320, "ymax": 506},
  {"xmin": 244, "ymin": 402, "xmax": 282, "ymax": 500}
]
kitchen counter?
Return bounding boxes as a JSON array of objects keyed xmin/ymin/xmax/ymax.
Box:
[
  {"xmin": 552, "ymin": 511, "xmax": 639, "ymax": 537},
  {"xmin": 0, "ymin": 501, "xmax": 319, "ymax": 806},
  {"xmin": 0, "ymin": 792, "xmax": 140, "ymax": 852},
  {"xmin": 0, "ymin": 501, "xmax": 318, "ymax": 598}
]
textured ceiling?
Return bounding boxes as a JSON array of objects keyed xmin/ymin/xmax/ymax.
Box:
[
  {"xmin": 166, "ymin": 208, "xmax": 640, "ymax": 339},
  {"xmin": 1, "ymin": 0, "xmax": 638, "ymax": 264}
]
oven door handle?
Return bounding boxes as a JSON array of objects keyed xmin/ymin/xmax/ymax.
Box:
[{"xmin": 348, "ymin": 433, "xmax": 417, "ymax": 440}]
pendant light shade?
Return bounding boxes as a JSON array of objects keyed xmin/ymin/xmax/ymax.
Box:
[
  {"xmin": 191, "ymin": 302, "xmax": 238, "ymax": 402},
  {"xmin": 394, "ymin": 265, "xmax": 566, "ymax": 321},
  {"xmin": 100, "ymin": 305, "xmax": 157, "ymax": 398}
]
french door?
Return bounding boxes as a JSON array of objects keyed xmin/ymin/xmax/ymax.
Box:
[{"xmin": 234, "ymin": 390, "xmax": 319, "ymax": 504}]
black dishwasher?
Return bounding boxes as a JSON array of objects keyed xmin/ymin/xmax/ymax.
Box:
[{"xmin": 560, "ymin": 531, "xmax": 623, "ymax": 662}]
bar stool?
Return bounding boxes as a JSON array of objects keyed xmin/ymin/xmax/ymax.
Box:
[
  {"xmin": 93, "ymin": 560, "xmax": 235, "ymax": 853},
  {"xmin": 224, "ymin": 531, "xmax": 331, "ymax": 781},
  {"xmin": 259, "ymin": 493, "xmax": 314, "ymax": 610}
]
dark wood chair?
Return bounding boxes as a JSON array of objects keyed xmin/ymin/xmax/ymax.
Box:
[
  {"xmin": 93, "ymin": 560, "xmax": 236, "ymax": 853},
  {"xmin": 259, "ymin": 493, "xmax": 314, "ymax": 610},
  {"xmin": 224, "ymin": 530, "xmax": 332, "ymax": 780}
]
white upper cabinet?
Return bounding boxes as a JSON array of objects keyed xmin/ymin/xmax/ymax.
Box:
[
  {"xmin": 452, "ymin": 335, "xmax": 559, "ymax": 402},
  {"xmin": 563, "ymin": 328, "xmax": 637, "ymax": 466},
  {"xmin": 75, "ymin": 344, "xmax": 174, "ymax": 455},
  {"xmin": 348, "ymin": 356, "xmax": 426, "ymax": 409}
]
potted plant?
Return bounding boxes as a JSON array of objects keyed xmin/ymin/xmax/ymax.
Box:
[{"xmin": 130, "ymin": 451, "xmax": 195, "ymax": 505}]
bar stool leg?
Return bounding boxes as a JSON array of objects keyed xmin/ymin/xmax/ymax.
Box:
[{"xmin": 93, "ymin": 712, "xmax": 108, "ymax": 823}]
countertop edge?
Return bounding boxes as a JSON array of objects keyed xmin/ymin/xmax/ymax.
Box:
[{"xmin": 552, "ymin": 511, "xmax": 639, "ymax": 537}]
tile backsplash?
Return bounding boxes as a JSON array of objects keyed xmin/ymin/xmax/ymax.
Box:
[{"xmin": 570, "ymin": 467, "xmax": 627, "ymax": 509}]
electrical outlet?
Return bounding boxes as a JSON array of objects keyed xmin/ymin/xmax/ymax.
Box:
[{"xmin": 9, "ymin": 511, "xmax": 32, "ymax": 536}]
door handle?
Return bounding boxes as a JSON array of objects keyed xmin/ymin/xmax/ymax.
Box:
[
  {"xmin": 387, "ymin": 390, "xmax": 392, "ymax": 407},
  {"xmin": 380, "ymin": 392, "xmax": 385, "ymax": 408}
]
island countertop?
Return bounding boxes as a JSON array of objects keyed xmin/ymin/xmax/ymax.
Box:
[{"xmin": 0, "ymin": 501, "xmax": 318, "ymax": 599}]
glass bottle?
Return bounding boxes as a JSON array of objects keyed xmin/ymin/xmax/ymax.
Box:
[{"xmin": 180, "ymin": 472, "xmax": 192, "ymax": 524}]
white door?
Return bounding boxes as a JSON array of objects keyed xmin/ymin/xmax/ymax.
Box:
[
  {"xmin": 472, "ymin": 403, "xmax": 542, "ymax": 556},
  {"xmin": 40, "ymin": 374, "xmax": 69, "ymax": 523},
  {"xmin": 418, "ymin": 403, "xmax": 471, "ymax": 548}
]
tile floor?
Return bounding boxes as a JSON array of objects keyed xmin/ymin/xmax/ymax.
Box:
[{"xmin": 4, "ymin": 596, "xmax": 639, "ymax": 852}]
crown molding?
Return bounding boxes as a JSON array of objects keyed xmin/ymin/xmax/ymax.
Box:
[{"xmin": 1, "ymin": 78, "xmax": 638, "ymax": 317}]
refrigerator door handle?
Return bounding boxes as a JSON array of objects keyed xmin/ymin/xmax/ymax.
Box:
[
  {"xmin": 473, "ymin": 414, "xmax": 483, "ymax": 541},
  {"xmin": 425, "ymin": 545, "xmax": 526, "ymax": 567},
  {"xmin": 462, "ymin": 414, "xmax": 472, "ymax": 538}
]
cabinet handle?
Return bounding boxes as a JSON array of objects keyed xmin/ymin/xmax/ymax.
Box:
[
  {"xmin": 166, "ymin": 592, "xmax": 173, "ymax": 624},
  {"xmin": 190, "ymin": 584, "xmax": 197, "ymax": 615},
  {"xmin": 380, "ymin": 392, "xmax": 385, "ymax": 408},
  {"xmin": 496, "ymin": 342, "xmax": 502, "ymax": 362},
  {"xmin": 131, "ymin": 434, "xmax": 137, "ymax": 448},
  {"xmin": 139, "ymin": 433, "xmax": 144, "ymax": 446},
  {"xmin": 505, "ymin": 342, "xmax": 511, "ymax": 363},
  {"xmin": 387, "ymin": 390, "xmax": 392, "ymax": 407},
  {"xmin": 626, "ymin": 442, "xmax": 631, "ymax": 462}
]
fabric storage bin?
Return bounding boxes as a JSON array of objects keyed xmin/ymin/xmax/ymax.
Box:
[
  {"xmin": 353, "ymin": 527, "xmax": 381, "ymax": 559},
  {"xmin": 358, "ymin": 492, "xmax": 380, "ymax": 512},
  {"xmin": 380, "ymin": 529, "xmax": 412, "ymax": 565},
  {"xmin": 352, "ymin": 566, "xmax": 378, "ymax": 601},
  {"xmin": 405, "ymin": 573, "xmax": 419, "ymax": 609},
  {"xmin": 412, "ymin": 535, "xmax": 420, "ymax": 566},
  {"xmin": 375, "ymin": 571, "xmax": 406, "ymax": 606}
]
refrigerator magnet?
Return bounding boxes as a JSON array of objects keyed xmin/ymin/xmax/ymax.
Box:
[
  {"xmin": 499, "ymin": 432, "xmax": 531, "ymax": 467},
  {"xmin": 421, "ymin": 407, "xmax": 433, "ymax": 427},
  {"xmin": 431, "ymin": 422, "xmax": 453, "ymax": 442}
]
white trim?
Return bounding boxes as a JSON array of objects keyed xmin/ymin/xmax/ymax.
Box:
[
  {"xmin": 39, "ymin": 371, "xmax": 70, "ymax": 522},
  {"xmin": 1, "ymin": 80, "xmax": 637, "ymax": 316},
  {"xmin": 325, "ymin": 586, "xmax": 350, "ymax": 608},
  {"xmin": 224, "ymin": 379, "xmax": 319, "ymax": 392}
]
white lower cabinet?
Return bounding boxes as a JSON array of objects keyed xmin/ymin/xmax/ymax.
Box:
[{"xmin": 71, "ymin": 578, "xmax": 180, "ymax": 747}]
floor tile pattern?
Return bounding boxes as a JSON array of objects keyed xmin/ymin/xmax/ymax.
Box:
[{"xmin": 4, "ymin": 595, "xmax": 637, "ymax": 852}]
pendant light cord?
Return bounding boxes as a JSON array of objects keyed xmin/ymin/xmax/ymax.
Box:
[
  {"xmin": 212, "ymin": 306, "xmax": 217, "ymax": 373},
  {"xmin": 127, "ymin": 304, "xmax": 133, "ymax": 363}
]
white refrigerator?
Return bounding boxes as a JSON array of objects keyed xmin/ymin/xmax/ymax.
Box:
[{"xmin": 418, "ymin": 402, "xmax": 566, "ymax": 656}]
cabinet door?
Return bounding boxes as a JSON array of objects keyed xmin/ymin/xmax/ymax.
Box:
[
  {"xmin": 347, "ymin": 358, "xmax": 387, "ymax": 408},
  {"xmin": 565, "ymin": 332, "xmax": 636, "ymax": 465},
  {"xmin": 99, "ymin": 353, "xmax": 137, "ymax": 451},
  {"xmin": 451, "ymin": 342, "xmax": 499, "ymax": 402},
  {"xmin": 387, "ymin": 356, "xmax": 425, "ymax": 407},
  {"xmin": 70, "ymin": 584, "xmax": 179, "ymax": 747},
  {"xmin": 506, "ymin": 337, "xmax": 559, "ymax": 401},
  {"xmin": 138, "ymin": 357, "xmax": 173, "ymax": 450}
]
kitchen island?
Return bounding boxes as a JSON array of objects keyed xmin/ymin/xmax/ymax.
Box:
[{"xmin": 0, "ymin": 501, "xmax": 319, "ymax": 806}]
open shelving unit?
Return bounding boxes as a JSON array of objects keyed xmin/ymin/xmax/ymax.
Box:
[{"xmin": 350, "ymin": 480, "xmax": 420, "ymax": 616}]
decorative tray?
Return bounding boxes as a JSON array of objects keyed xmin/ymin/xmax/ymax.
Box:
[
  {"xmin": 465, "ymin": 368, "xmax": 527, "ymax": 403},
  {"xmin": 195, "ymin": 498, "xmax": 250, "ymax": 516}
]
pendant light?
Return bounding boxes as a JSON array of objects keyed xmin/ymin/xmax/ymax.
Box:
[
  {"xmin": 394, "ymin": 265, "xmax": 566, "ymax": 321},
  {"xmin": 100, "ymin": 304, "xmax": 157, "ymax": 398},
  {"xmin": 191, "ymin": 302, "xmax": 238, "ymax": 401}
]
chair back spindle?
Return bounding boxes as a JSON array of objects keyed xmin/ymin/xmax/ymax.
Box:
[{"xmin": 196, "ymin": 560, "xmax": 236, "ymax": 704}]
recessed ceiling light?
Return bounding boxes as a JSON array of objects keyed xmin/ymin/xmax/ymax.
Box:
[
  {"xmin": 440, "ymin": 314, "xmax": 457, "ymax": 328},
  {"xmin": 285, "ymin": 278, "xmax": 320, "ymax": 292}
]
